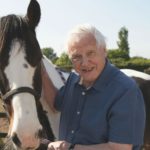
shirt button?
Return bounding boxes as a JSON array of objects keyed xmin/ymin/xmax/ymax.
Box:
[
  {"xmin": 82, "ymin": 91, "xmax": 85, "ymax": 95},
  {"xmin": 71, "ymin": 130, "xmax": 74, "ymax": 134},
  {"xmin": 77, "ymin": 111, "xmax": 80, "ymax": 115}
]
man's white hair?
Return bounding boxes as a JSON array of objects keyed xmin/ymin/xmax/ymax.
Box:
[{"xmin": 66, "ymin": 24, "xmax": 106, "ymax": 51}]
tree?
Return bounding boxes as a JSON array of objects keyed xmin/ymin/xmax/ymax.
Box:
[
  {"xmin": 42, "ymin": 47, "xmax": 58, "ymax": 63},
  {"xmin": 117, "ymin": 27, "xmax": 130, "ymax": 58},
  {"xmin": 55, "ymin": 52, "xmax": 72, "ymax": 71}
]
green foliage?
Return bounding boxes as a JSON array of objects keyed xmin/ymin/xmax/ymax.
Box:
[
  {"xmin": 107, "ymin": 49, "xmax": 129, "ymax": 60},
  {"xmin": 107, "ymin": 27, "xmax": 150, "ymax": 73},
  {"xmin": 55, "ymin": 52, "xmax": 72, "ymax": 71},
  {"xmin": 117, "ymin": 27, "xmax": 129, "ymax": 58},
  {"xmin": 127, "ymin": 57, "xmax": 150, "ymax": 71},
  {"xmin": 110, "ymin": 56, "xmax": 150, "ymax": 73},
  {"xmin": 42, "ymin": 47, "xmax": 58, "ymax": 63}
]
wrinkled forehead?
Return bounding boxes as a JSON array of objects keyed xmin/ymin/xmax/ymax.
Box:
[{"xmin": 67, "ymin": 33, "xmax": 96, "ymax": 53}]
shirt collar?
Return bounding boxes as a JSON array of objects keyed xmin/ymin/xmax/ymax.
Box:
[{"xmin": 92, "ymin": 60, "xmax": 119, "ymax": 92}]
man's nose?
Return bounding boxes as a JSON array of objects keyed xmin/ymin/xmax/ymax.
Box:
[{"xmin": 81, "ymin": 56, "xmax": 89, "ymax": 65}]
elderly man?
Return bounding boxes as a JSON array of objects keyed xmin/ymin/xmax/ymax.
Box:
[{"xmin": 42, "ymin": 24, "xmax": 145, "ymax": 150}]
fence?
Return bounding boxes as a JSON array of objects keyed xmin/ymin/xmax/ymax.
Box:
[{"xmin": 0, "ymin": 112, "xmax": 7, "ymax": 138}]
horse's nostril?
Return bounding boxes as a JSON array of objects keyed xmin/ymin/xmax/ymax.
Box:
[{"xmin": 11, "ymin": 132, "xmax": 21, "ymax": 147}]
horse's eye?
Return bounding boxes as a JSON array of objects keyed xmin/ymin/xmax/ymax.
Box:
[{"xmin": 23, "ymin": 64, "xmax": 28, "ymax": 68}]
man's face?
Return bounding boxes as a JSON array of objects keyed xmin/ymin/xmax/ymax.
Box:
[{"xmin": 68, "ymin": 33, "xmax": 107, "ymax": 87}]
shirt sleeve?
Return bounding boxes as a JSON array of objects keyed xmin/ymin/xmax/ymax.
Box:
[
  {"xmin": 54, "ymin": 85, "xmax": 65, "ymax": 111},
  {"xmin": 54, "ymin": 72, "xmax": 75, "ymax": 111},
  {"xmin": 108, "ymin": 84, "xmax": 145, "ymax": 145}
]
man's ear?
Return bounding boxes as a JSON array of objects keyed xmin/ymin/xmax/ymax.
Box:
[{"xmin": 104, "ymin": 48, "xmax": 108, "ymax": 57}]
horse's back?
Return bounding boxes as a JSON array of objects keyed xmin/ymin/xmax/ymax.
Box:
[
  {"xmin": 121, "ymin": 69, "xmax": 150, "ymax": 80},
  {"xmin": 121, "ymin": 69, "xmax": 150, "ymax": 147}
]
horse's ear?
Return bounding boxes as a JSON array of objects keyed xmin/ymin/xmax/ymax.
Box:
[{"xmin": 26, "ymin": 0, "xmax": 41, "ymax": 29}]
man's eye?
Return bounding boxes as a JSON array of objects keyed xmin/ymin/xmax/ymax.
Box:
[
  {"xmin": 87, "ymin": 51, "xmax": 96, "ymax": 57},
  {"xmin": 72, "ymin": 55, "xmax": 82, "ymax": 61}
]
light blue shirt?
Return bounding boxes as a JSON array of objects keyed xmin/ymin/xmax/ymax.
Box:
[{"xmin": 55, "ymin": 61, "xmax": 145, "ymax": 150}]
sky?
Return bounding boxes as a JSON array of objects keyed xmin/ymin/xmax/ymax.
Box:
[{"xmin": 0, "ymin": 0, "xmax": 150, "ymax": 58}]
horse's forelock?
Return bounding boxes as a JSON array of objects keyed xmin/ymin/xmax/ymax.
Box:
[
  {"xmin": 0, "ymin": 15, "xmax": 27, "ymax": 42},
  {"xmin": 0, "ymin": 14, "xmax": 42, "ymax": 68},
  {"xmin": 0, "ymin": 15, "xmax": 26, "ymax": 68}
]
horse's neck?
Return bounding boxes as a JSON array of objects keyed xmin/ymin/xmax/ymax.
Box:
[
  {"xmin": 40, "ymin": 56, "xmax": 64, "ymax": 140},
  {"xmin": 40, "ymin": 96, "xmax": 60, "ymax": 140},
  {"xmin": 42, "ymin": 56, "xmax": 64, "ymax": 89}
]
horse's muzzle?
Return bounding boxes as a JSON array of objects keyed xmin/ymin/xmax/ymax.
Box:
[{"xmin": 36, "ymin": 139, "xmax": 50, "ymax": 150}]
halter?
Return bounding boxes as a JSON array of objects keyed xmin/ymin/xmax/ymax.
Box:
[
  {"xmin": 0, "ymin": 86, "xmax": 56, "ymax": 141},
  {"xmin": 0, "ymin": 87, "xmax": 41, "ymax": 104}
]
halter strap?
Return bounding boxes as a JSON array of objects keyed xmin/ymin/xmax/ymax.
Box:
[
  {"xmin": 55, "ymin": 67, "xmax": 67, "ymax": 84},
  {"xmin": 2, "ymin": 87, "xmax": 41, "ymax": 103}
]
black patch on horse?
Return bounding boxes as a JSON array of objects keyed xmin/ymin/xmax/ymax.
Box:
[{"xmin": 132, "ymin": 76, "xmax": 150, "ymax": 146}]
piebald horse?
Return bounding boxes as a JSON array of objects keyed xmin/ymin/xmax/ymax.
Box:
[{"xmin": 0, "ymin": 0, "xmax": 63, "ymax": 149}]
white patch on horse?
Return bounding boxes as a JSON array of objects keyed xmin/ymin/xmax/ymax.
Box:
[
  {"xmin": 42, "ymin": 56, "xmax": 64, "ymax": 89},
  {"xmin": 4, "ymin": 40, "xmax": 42, "ymax": 148},
  {"xmin": 121, "ymin": 69, "xmax": 150, "ymax": 80}
]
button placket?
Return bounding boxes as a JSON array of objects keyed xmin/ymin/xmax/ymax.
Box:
[
  {"xmin": 68, "ymin": 89, "xmax": 87, "ymax": 140},
  {"xmin": 77, "ymin": 111, "xmax": 80, "ymax": 115},
  {"xmin": 82, "ymin": 91, "xmax": 86, "ymax": 95},
  {"xmin": 71, "ymin": 130, "xmax": 74, "ymax": 134}
]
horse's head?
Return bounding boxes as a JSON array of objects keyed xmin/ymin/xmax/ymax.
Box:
[{"xmin": 0, "ymin": 0, "xmax": 45, "ymax": 149}]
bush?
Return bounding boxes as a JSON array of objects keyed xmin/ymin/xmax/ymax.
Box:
[
  {"xmin": 108, "ymin": 49, "xmax": 129, "ymax": 60},
  {"xmin": 109, "ymin": 57, "xmax": 150, "ymax": 72}
]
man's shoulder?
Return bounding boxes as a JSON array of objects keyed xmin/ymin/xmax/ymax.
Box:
[{"xmin": 113, "ymin": 69, "xmax": 137, "ymax": 91}]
